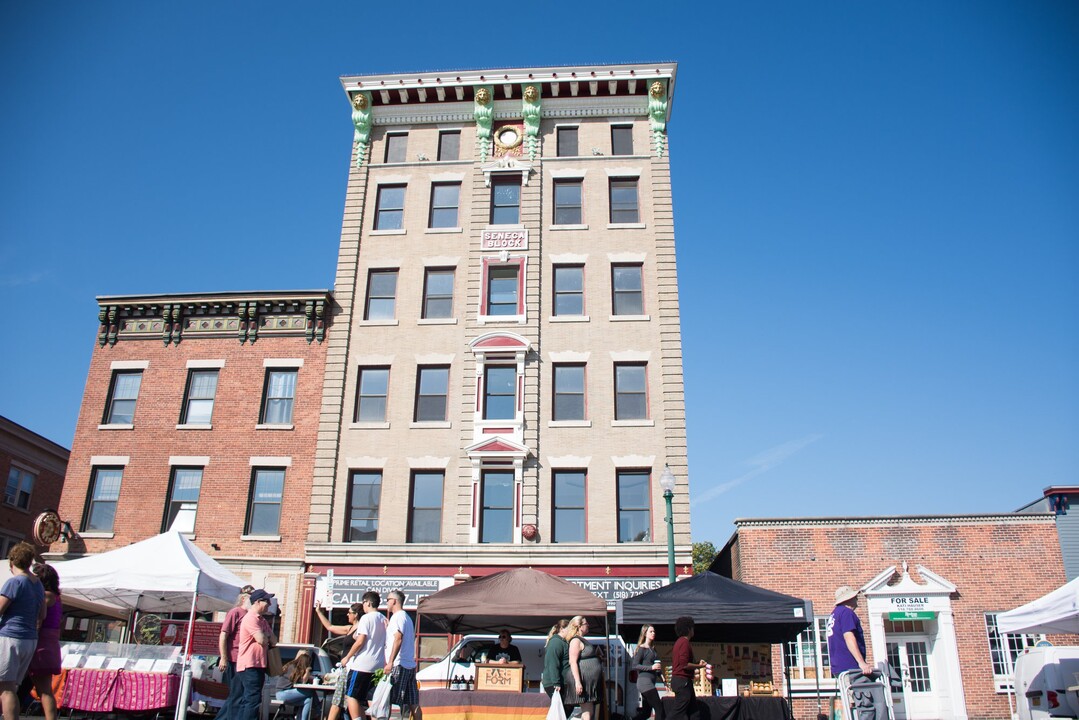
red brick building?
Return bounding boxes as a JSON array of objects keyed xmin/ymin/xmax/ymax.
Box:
[
  {"xmin": 716, "ymin": 514, "xmax": 1073, "ymax": 720},
  {"xmin": 0, "ymin": 415, "xmax": 68, "ymax": 555},
  {"xmin": 55, "ymin": 291, "xmax": 329, "ymax": 641}
]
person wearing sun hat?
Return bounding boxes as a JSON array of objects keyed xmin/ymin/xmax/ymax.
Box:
[{"xmin": 827, "ymin": 585, "xmax": 872, "ymax": 676}]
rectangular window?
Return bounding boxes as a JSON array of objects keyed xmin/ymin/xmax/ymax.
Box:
[
  {"xmin": 612, "ymin": 264, "xmax": 644, "ymax": 315},
  {"xmin": 374, "ymin": 185, "xmax": 405, "ymax": 230},
  {"xmin": 348, "ymin": 471, "xmax": 382, "ymax": 542},
  {"xmin": 617, "ymin": 470, "xmax": 651, "ymax": 542},
  {"xmin": 4, "ymin": 466, "xmax": 36, "ymax": 510},
  {"xmin": 84, "ymin": 467, "xmax": 123, "ymax": 533},
  {"xmin": 609, "ymin": 178, "xmax": 640, "ymax": 223},
  {"xmin": 355, "ymin": 367, "xmax": 389, "ymax": 423},
  {"xmin": 615, "ymin": 363, "xmax": 648, "ymax": 420},
  {"xmin": 553, "ymin": 265, "xmax": 584, "ymax": 317},
  {"xmin": 553, "ymin": 364, "xmax": 585, "ymax": 421},
  {"xmin": 557, "ymin": 127, "xmax": 578, "ymax": 157},
  {"xmin": 260, "ymin": 369, "xmax": 297, "ymax": 424},
  {"xmin": 163, "ymin": 467, "xmax": 202, "ymax": 533},
  {"xmin": 437, "ymin": 130, "xmax": 460, "ymax": 161},
  {"xmin": 104, "ymin": 370, "xmax": 142, "ymax": 424},
  {"xmin": 408, "ymin": 471, "xmax": 443, "ymax": 543},
  {"xmin": 246, "ymin": 468, "xmax": 284, "ymax": 536},
  {"xmin": 181, "ymin": 369, "xmax": 218, "ymax": 424},
  {"xmin": 428, "ymin": 182, "xmax": 460, "ymax": 229},
  {"xmin": 364, "ymin": 270, "xmax": 398, "ymax": 320},
  {"xmin": 415, "ymin": 366, "xmax": 450, "ymax": 422},
  {"xmin": 480, "ymin": 470, "xmax": 514, "ymax": 543},
  {"xmin": 553, "ymin": 470, "xmax": 586, "ymax": 543},
  {"xmin": 384, "ymin": 132, "xmax": 408, "ymax": 163},
  {"xmin": 490, "ymin": 177, "xmax": 521, "ymax": 225},
  {"xmin": 483, "ymin": 366, "xmax": 516, "ymax": 420},
  {"xmin": 553, "ymin": 180, "xmax": 583, "ymax": 225},
  {"xmin": 611, "ymin": 125, "xmax": 633, "ymax": 156},
  {"xmin": 985, "ymin": 613, "xmax": 1045, "ymax": 688},
  {"xmin": 486, "ymin": 265, "xmax": 519, "ymax": 317},
  {"xmin": 422, "ymin": 268, "xmax": 454, "ymax": 319},
  {"xmin": 785, "ymin": 617, "xmax": 831, "ymax": 681}
]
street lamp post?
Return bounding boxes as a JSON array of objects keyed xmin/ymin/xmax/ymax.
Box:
[{"xmin": 659, "ymin": 464, "xmax": 677, "ymax": 584}]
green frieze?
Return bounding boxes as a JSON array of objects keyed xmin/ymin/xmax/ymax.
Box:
[
  {"xmin": 474, "ymin": 85, "xmax": 494, "ymax": 162},
  {"xmin": 521, "ymin": 84, "xmax": 542, "ymax": 161},
  {"xmin": 648, "ymin": 80, "xmax": 669, "ymax": 157},
  {"xmin": 349, "ymin": 91, "xmax": 373, "ymax": 167}
]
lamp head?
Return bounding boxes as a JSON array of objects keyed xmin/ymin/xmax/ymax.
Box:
[{"xmin": 659, "ymin": 464, "xmax": 676, "ymax": 493}]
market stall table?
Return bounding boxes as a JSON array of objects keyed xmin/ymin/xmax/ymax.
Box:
[
  {"xmin": 660, "ymin": 695, "xmax": 792, "ymax": 720},
  {"xmin": 63, "ymin": 667, "xmax": 180, "ymax": 713},
  {"xmin": 422, "ymin": 689, "xmax": 549, "ymax": 719}
]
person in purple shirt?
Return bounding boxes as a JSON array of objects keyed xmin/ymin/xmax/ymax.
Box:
[{"xmin": 827, "ymin": 585, "xmax": 872, "ymax": 676}]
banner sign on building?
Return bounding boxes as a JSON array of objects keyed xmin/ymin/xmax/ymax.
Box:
[
  {"xmin": 316, "ymin": 576, "xmax": 454, "ymax": 609},
  {"xmin": 568, "ymin": 577, "xmax": 666, "ymax": 607},
  {"xmin": 481, "ymin": 229, "xmax": 528, "ymax": 251}
]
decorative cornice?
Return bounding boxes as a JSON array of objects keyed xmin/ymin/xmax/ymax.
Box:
[
  {"xmin": 734, "ymin": 513, "xmax": 1057, "ymax": 528},
  {"xmin": 95, "ymin": 291, "xmax": 331, "ymax": 347}
]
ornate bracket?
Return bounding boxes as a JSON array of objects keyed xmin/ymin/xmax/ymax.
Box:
[
  {"xmin": 305, "ymin": 299, "xmax": 327, "ymax": 344},
  {"xmin": 474, "ymin": 85, "xmax": 494, "ymax": 162},
  {"xmin": 521, "ymin": 84, "xmax": 541, "ymax": 161},
  {"xmin": 648, "ymin": 80, "xmax": 669, "ymax": 157},
  {"xmin": 349, "ymin": 91, "xmax": 373, "ymax": 167}
]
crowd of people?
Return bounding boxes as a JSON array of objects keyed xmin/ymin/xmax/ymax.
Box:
[{"xmin": 0, "ymin": 541, "xmax": 62, "ymax": 720}]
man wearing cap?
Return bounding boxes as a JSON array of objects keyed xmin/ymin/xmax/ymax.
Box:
[
  {"xmin": 237, "ymin": 589, "xmax": 279, "ymax": 720},
  {"xmin": 217, "ymin": 585, "xmax": 254, "ymax": 720},
  {"xmin": 827, "ymin": 585, "xmax": 872, "ymax": 676}
]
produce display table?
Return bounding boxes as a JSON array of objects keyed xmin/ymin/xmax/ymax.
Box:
[
  {"xmin": 62, "ymin": 668, "xmax": 180, "ymax": 713},
  {"xmin": 660, "ymin": 695, "xmax": 792, "ymax": 720},
  {"xmin": 422, "ymin": 689, "xmax": 549, "ymax": 720}
]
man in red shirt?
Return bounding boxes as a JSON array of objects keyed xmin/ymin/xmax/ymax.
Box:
[
  {"xmin": 670, "ymin": 616, "xmax": 707, "ymax": 720},
  {"xmin": 216, "ymin": 585, "xmax": 254, "ymax": 720}
]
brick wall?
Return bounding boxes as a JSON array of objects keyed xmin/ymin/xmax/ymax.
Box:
[
  {"xmin": 732, "ymin": 517, "xmax": 1071, "ymax": 720},
  {"xmin": 0, "ymin": 416, "xmax": 68, "ymax": 553}
]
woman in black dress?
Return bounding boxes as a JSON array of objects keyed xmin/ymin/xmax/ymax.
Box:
[{"xmin": 563, "ymin": 616, "xmax": 602, "ymax": 720}]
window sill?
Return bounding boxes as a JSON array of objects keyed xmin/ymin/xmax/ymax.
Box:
[
  {"xmin": 255, "ymin": 424, "xmax": 294, "ymax": 431},
  {"xmin": 607, "ymin": 223, "xmax": 646, "ymax": 230},
  {"xmin": 417, "ymin": 318, "xmax": 457, "ymax": 325},
  {"xmin": 548, "ymin": 420, "xmax": 592, "ymax": 428},
  {"xmin": 360, "ymin": 319, "xmax": 400, "ymax": 327},
  {"xmin": 410, "ymin": 421, "xmax": 452, "ymax": 429},
  {"xmin": 370, "ymin": 229, "xmax": 406, "ymax": 236},
  {"xmin": 548, "ymin": 224, "xmax": 589, "ymax": 231},
  {"xmin": 612, "ymin": 419, "xmax": 655, "ymax": 427},
  {"xmin": 609, "ymin": 314, "xmax": 651, "ymax": 322},
  {"xmin": 549, "ymin": 315, "xmax": 590, "ymax": 323},
  {"xmin": 79, "ymin": 532, "xmax": 115, "ymax": 539},
  {"xmin": 176, "ymin": 423, "xmax": 212, "ymax": 430},
  {"xmin": 349, "ymin": 422, "xmax": 390, "ymax": 429},
  {"xmin": 477, "ymin": 315, "xmax": 526, "ymax": 325},
  {"xmin": 97, "ymin": 423, "xmax": 134, "ymax": 431},
  {"xmin": 240, "ymin": 535, "xmax": 282, "ymax": 542},
  {"xmin": 484, "ymin": 223, "xmax": 525, "ymax": 231},
  {"xmin": 425, "ymin": 227, "xmax": 463, "ymax": 234}
]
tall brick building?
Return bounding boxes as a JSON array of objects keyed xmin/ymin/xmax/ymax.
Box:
[
  {"xmin": 299, "ymin": 62, "xmax": 691, "ymax": 643},
  {"xmin": 56, "ymin": 291, "xmax": 329, "ymax": 641},
  {"xmin": 716, "ymin": 514, "xmax": 1073, "ymax": 720}
]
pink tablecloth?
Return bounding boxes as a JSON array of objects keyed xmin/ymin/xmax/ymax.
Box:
[{"xmin": 63, "ymin": 668, "xmax": 180, "ymax": 712}]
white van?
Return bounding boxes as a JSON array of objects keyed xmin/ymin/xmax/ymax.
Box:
[{"xmin": 417, "ymin": 634, "xmax": 639, "ymax": 718}]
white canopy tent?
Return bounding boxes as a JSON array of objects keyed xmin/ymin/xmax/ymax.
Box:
[
  {"xmin": 50, "ymin": 531, "xmax": 246, "ymax": 720},
  {"xmin": 997, "ymin": 575, "xmax": 1079, "ymax": 635}
]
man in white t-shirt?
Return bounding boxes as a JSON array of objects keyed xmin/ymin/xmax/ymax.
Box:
[
  {"xmin": 382, "ymin": 590, "xmax": 421, "ymax": 720},
  {"xmin": 339, "ymin": 591, "xmax": 386, "ymax": 720}
]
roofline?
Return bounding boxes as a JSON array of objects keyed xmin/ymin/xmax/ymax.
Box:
[
  {"xmin": 734, "ymin": 513, "xmax": 1056, "ymax": 527},
  {"xmin": 96, "ymin": 290, "xmax": 332, "ymax": 304},
  {"xmin": 0, "ymin": 415, "xmax": 70, "ymax": 456}
]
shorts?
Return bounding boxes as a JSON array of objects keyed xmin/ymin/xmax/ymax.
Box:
[
  {"xmin": 0, "ymin": 636, "xmax": 38, "ymax": 682},
  {"xmin": 388, "ymin": 665, "xmax": 419, "ymax": 708},
  {"xmin": 346, "ymin": 670, "xmax": 375, "ymax": 705}
]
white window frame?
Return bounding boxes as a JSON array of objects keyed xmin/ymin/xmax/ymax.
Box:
[{"xmin": 985, "ymin": 612, "xmax": 1046, "ymax": 692}]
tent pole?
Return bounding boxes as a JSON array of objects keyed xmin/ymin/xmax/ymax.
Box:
[
  {"xmin": 604, "ymin": 613, "xmax": 612, "ymax": 720},
  {"xmin": 175, "ymin": 587, "xmax": 199, "ymax": 720},
  {"xmin": 785, "ymin": 654, "xmax": 794, "ymax": 720}
]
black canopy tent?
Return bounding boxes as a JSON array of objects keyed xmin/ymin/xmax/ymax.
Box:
[{"xmin": 618, "ymin": 571, "xmax": 812, "ymax": 643}]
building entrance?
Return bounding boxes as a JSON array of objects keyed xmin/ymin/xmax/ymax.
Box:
[{"xmin": 886, "ymin": 635, "xmax": 937, "ymax": 719}]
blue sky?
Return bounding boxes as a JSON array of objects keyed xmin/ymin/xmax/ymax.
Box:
[{"xmin": 2, "ymin": 2, "xmax": 1076, "ymax": 544}]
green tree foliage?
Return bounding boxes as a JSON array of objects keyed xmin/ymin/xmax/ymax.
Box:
[{"xmin": 693, "ymin": 541, "xmax": 717, "ymax": 574}]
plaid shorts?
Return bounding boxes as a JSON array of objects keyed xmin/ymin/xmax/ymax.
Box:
[
  {"xmin": 331, "ymin": 668, "xmax": 349, "ymax": 708},
  {"xmin": 388, "ymin": 665, "xmax": 419, "ymax": 708}
]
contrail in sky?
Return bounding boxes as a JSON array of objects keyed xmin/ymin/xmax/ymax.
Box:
[{"xmin": 692, "ymin": 433, "xmax": 824, "ymax": 506}]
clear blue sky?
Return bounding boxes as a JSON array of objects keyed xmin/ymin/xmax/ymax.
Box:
[{"xmin": 2, "ymin": 2, "xmax": 1076, "ymax": 544}]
